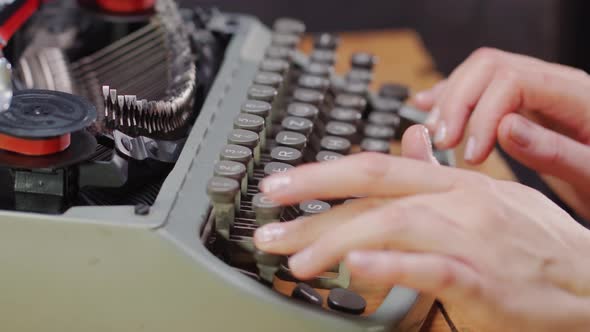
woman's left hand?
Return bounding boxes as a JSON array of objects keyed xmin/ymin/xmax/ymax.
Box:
[{"xmin": 253, "ymin": 130, "xmax": 590, "ymax": 332}]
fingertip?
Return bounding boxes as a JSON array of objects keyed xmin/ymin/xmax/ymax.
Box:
[
  {"xmin": 401, "ymin": 125, "xmax": 437, "ymax": 163},
  {"xmin": 412, "ymin": 90, "xmax": 436, "ymax": 110}
]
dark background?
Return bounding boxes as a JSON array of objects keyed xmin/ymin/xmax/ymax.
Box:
[{"xmin": 181, "ymin": 0, "xmax": 590, "ymax": 75}]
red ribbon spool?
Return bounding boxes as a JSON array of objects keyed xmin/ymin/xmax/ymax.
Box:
[
  {"xmin": 0, "ymin": 133, "xmax": 71, "ymax": 156},
  {"xmin": 96, "ymin": 0, "xmax": 156, "ymax": 13}
]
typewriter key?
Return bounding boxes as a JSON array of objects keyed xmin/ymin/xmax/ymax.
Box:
[
  {"xmin": 292, "ymin": 283, "xmax": 323, "ymax": 306},
  {"xmin": 364, "ymin": 124, "xmax": 395, "ymax": 141},
  {"xmin": 214, "ymin": 160, "xmax": 248, "ymax": 195},
  {"xmin": 298, "ymin": 74, "xmax": 330, "ymax": 92},
  {"xmin": 271, "ymin": 146, "xmax": 303, "ymax": 166},
  {"xmin": 276, "ymin": 131, "xmax": 307, "ymax": 151},
  {"xmin": 254, "ymin": 249, "xmax": 283, "ymax": 284},
  {"xmin": 228, "ymin": 129, "xmax": 260, "ymax": 165},
  {"xmin": 372, "ymin": 97, "xmax": 402, "ymax": 113},
  {"xmin": 346, "ymin": 69, "xmax": 373, "ymax": 84},
  {"xmin": 252, "ymin": 193, "xmax": 283, "ymax": 226},
  {"xmin": 241, "ymin": 100, "xmax": 271, "ymax": 119},
  {"xmin": 320, "ymin": 136, "xmax": 351, "ymax": 155},
  {"xmin": 316, "ymin": 150, "xmax": 344, "ymax": 162},
  {"xmin": 220, "ymin": 144, "xmax": 254, "ymax": 179},
  {"xmin": 260, "ymin": 58, "xmax": 289, "ymax": 75},
  {"xmin": 324, "ymin": 122, "xmax": 357, "ymax": 141},
  {"xmin": 248, "ymin": 84, "xmax": 278, "ymax": 103},
  {"xmin": 234, "ymin": 113, "xmax": 266, "ymax": 147},
  {"xmin": 273, "ymin": 18, "xmax": 306, "ymax": 36},
  {"xmin": 207, "ymin": 177, "xmax": 240, "ymax": 240},
  {"xmin": 264, "ymin": 162, "xmax": 294, "ymax": 177},
  {"xmin": 281, "ymin": 116, "xmax": 314, "ymax": 136},
  {"xmin": 327, "ymin": 288, "xmax": 367, "ymax": 315},
  {"xmin": 286, "ymin": 103, "xmax": 319, "ymax": 121},
  {"xmin": 271, "ymin": 33, "xmax": 300, "ymax": 49},
  {"xmin": 310, "ymin": 50, "xmax": 336, "ymax": 66},
  {"xmin": 254, "ymin": 71, "xmax": 284, "ymax": 89},
  {"xmin": 351, "ymin": 52, "xmax": 377, "ymax": 70},
  {"xmin": 334, "ymin": 94, "xmax": 367, "ymax": 112},
  {"xmin": 360, "ymin": 138, "xmax": 390, "ymax": 154},
  {"xmin": 292, "ymin": 88, "xmax": 325, "ymax": 108},
  {"xmin": 341, "ymin": 81, "xmax": 368, "ymax": 96},
  {"xmin": 314, "ymin": 33, "xmax": 340, "ymax": 50},
  {"xmin": 368, "ymin": 112, "xmax": 401, "ymax": 128},
  {"xmin": 299, "ymin": 200, "xmax": 331, "ymax": 216},
  {"xmin": 379, "ymin": 83, "xmax": 410, "ymax": 101},
  {"xmin": 304, "ymin": 62, "xmax": 332, "ymax": 78},
  {"xmin": 328, "ymin": 108, "xmax": 362, "ymax": 126}
]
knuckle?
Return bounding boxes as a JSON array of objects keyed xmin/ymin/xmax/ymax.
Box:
[
  {"xmin": 470, "ymin": 47, "xmax": 502, "ymax": 66},
  {"xmin": 436, "ymin": 260, "xmax": 457, "ymax": 292},
  {"xmin": 378, "ymin": 203, "xmax": 411, "ymax": 234},
  {"xmin": 494, "ymin": 67, "xmax": 520, "ymax": 85},
  {"xmin": 356, "ymin": 152, "xmax": 392, "ymax": 180},
  {"xmin": 545, "ymin": 132, "xmax": 565, "ymax": 165}
]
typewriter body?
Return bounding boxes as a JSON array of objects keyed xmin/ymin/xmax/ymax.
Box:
[{"xmin": 0, "ymin": 1, "xmax": 454, "ymax": 331}]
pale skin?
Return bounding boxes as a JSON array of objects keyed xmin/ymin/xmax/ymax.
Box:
[{"xmin": 253, "ymin": 48, "xmax": 590, "ymax": 331}]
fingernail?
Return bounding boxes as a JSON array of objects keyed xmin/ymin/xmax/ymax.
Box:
[
  {"xmin": 260, "ymin": 175, "xmax": 292, "ymax": 194},
  {"xmin": 255, "ymin": 224, "xmax": 287, "ymax": 243},
  {"xmin": 464, "ymin": 136, "xmax": 477, "ymax": 162},
  {"xmin": 425, "ymin": 106, "xmax": 440, "ymax": 127},
  {"xmin": 434, "ymin": 121, "xmax": 447, "ymax": 144},
  {"xmin": 509, "ymin": 118, "xmax": 532, "ymax": 148},
  {"xmin": 289, "ymin": 249, "xmax": 314, "ymax": 273},
  {"xmin": 421, "ymin": 126, "xmax": 434, "ymax": 155},
  {"xmin": 415, "ymin": 90, "xmax": 433, "ymax": 104}
]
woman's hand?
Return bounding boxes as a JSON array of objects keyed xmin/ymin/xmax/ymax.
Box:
[
  {"xmin": 253, "ymin": 132, "xmax": 590, "ymax": 332},
  {"xmin": 413, "ymin": 47, "xmax": 590, "ymax": 220}
]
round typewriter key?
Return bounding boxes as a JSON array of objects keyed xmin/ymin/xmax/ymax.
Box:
[
  {"xmin": 207, "ymin": 176, "xmax": 240, "ymax": 203},
  {"xmin": 252, "ymin": 193, "xmax": 283, "ymax": 225},
  {"xmin": 234, "ymin": 113, "xmax": 265, "ymax": 133},
  {"xmin": 273, "ymin": 18, "xmax": 306, "ymax": 36},
  {"xmin": 346, "ymin": 69, "xmax": 373, "ymax": 84},
  {"xmin": 276, "ymin": 131, "xmax": 307, "ymax": 151},
  {"xmin": 327, "ymin": 288, "xmax": 366, "ymax": 315},
  {"xmin": 241, "ymin": 100, "xmax": 272, "ymax": 119},
  {"xmin": 281, "ymin": 116, "xmax": 314, "ymax": 136},
  {"xmin": 287, "ymin": 103, "xmax": 319, "ymax": 121},
  {"xmin": 271, "ymin": 33, "xmax": 300, "ymax": 48},
  {"xmin": 329, "ymin": 108, "xmax": 362, "ymax": 125},
  {"xmin": 361, "ymin": 138, "xmax": 390, "ymax": 154},
  {"xmin": 265, "ymin": 46, "xmax": 292, "ymax": 61},
  {"xmin": 220, "ymin": 144, "xmax": 252, "ymax": 165},
  {"xmin": 304, "ymin": 62, "xmax": 332, "ymax": 78},
  {"xmin": 254, "ymin": 71, "xmax": 284, "ymax": 88},
  {"xmin": 292, "ymin": 88, "xmax": 325, "ymax": 107},
  {"xmin": 299, "ymin": 200, "xmax": 331, "ymax": 216},
  {"xmin": 254, "ymin": 249, "xmax": 283, "ymax": 284},
  {"xmin": 314, "ymin": 33, "xmax": 340, "ymax": 50},
  {"xmin": 248, "ymin": 84, "xmax": 278, "ymax": 103},
  {"xmin": 369, "ymin": 112, "xmax": 401, "ymax": 128},
  {"xmin": 292, "ymin": 283, "xmax": 323, "ymax": 306},
  {"xmin": 316, "ymin": 150, "xmax": 343, "ymax": 162},
  {"xmin": 335, "ymin": 94, "xmax": 367, "ymax": 112},
  {"xmin": 271, "ymin": 146, "xmax": 303, "ymax": 166},
  {"xmin": 351, "ymin": 52, "xmax": 377, "ymax": 70},
  {"xmin": 379, "ymin": 83, "xmax": 410, "ymax": 101},
  {"xmin": 260, "ymin": 58, "xmax": 289, "ymax": 75},
  {"xmin": 364, "ymin": 124, "xmax": 395, "ymax": 140},
  {"xmin": 320, "ymin": 136, "xmax": 351, "ymax": 155},
  {"xmin": 228, "ymin": 129, "xmax": 260, "ymax": 165},
  {"xmin": 214, "ymin": 160, "xmax": 248, "ymax": 195},
  {"xmin": 298, "ymin": 74, "xmax": 330, "ymax": 91},
  {"xmin": 341, "ymin": 81, "xmax": 368, "ymax": 96},
  {"xmin": 325, "ymin": 121, "xmax": 357, "ymax": 140},
  {"xmin": 372, "ymin": 97, "xmax": 402, "ymax": 113},
  {"xmin": 310, "ymin": 49, "xmax": 336, "ymax": 65},
  {"xmin": 264, "ymin": 162, "xmax": 294, "ymax": 177}
]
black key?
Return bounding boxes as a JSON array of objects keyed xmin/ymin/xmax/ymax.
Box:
[
  {"xmin": 292, "ymin": 283, "xmax": 323, "ymax": 306},
  {"xmin": 368, "ymin": 112, "xmax": 401, "ymax": 128},
  {"xmin": 372, "ymin": 97, "xmax": 402, "ymax": 113},
  {"xmin": 324, "ymin": 121, "xmax": 357, "ymax": 141},
  {"xmin": 346, "ymin": 69, "xmax": 373, "ymax": 84},
  {"xmin": 220, "ymin": 144, "xmax": 253, "ymax": 165},
  {"xmin": 327, "ymin": 288, "xmax": 366, "ymax": 315},
  {"xmin": 298, "ymin": 74, "xmax": 330, "ymax": 92},
  {"xmin": 241, "ymin": 100, "xmax": 272, "ymax": 119},
  {"xmin": 271, "ymin": 146, "xmax": 303, "ymax": 166},
  {"xmin": 273, "ymin": 18, "xmax": 306, "ymax": 36},
  {"xmin": 299, "ymin": 200, "xmax": 331, "ymax": 216},
  {"xmin": 282, "ymin": 116, "xmax": 314, "ymax": 136},
  {"xmin": 214, "ymin": 160, "xmax": 248, "ymax": 195},
  {"xmin": 264, "ymin": 162, "xmax": 294, "ymax": 177},
  {"xmin": 304, "ymin": 62, "xmax": 332, "ymax": 78},
  {"xmin": 364, "ymin": 124, "xmax": 395, "ymax": 140},
  {"xmin": 254, "ymin": 249, "xmax": 283, "ymax": 284},
  {"xmin": 248, "ymin": 84, "xmax": 278, "ymax": 103},
  {"xmin": 360, "ymin": 138, "xmax": 390, "ymax": 154},
  {"xmin": 254, "ymin": 71, "xmax": 284, "ymax": 88},
  {"xmin": 292, "ymin": 88, "xmax": 325, "ymax": 107},
  {"xmin": 276, "ymin": 131, "xmax": 307, "ymax": 151},
  {"xmin": 316, "ymin": 150, "xmax": 344, "ymax": 162},
  {"xmin": 341, "ymin": 81, "xmax": 368, "ymax": 96},
  {"xmin": 252, "ymin": 193, "xmax": 283, "ymax": 226},
  {"xmin": 310, "ymin": 50, "xmax": 336, "ymax": 65},
  {"xmin": 334, "ymin": 94, "xmax": 367, "ymax": 112},
  {"xmin": 351, "ymin": 52, "xmax": 377, "ymax": 70},
  {"xmin": 265, "ymin": 46, "xmax": 293, "ymax": 61},
  {"xmin": 320, "ymin": 136, "xmax": 351, "ymax": 155},
  {"xmin": 207, "ymin": 177, "xmax": 240, "ymax": 239},
  {"xmin": 260, "ymin": 58, "xmax": 289, "ymax": 75},
  {"xmin": 234, "ymin": 113, "xmax": 265, "ymax": 133},
  {"xmin": 314, "ymin": 33, "xmax": 340, "ymax": 50},
  {"xmin": 287, "ymin": 103, "xmax": 319, "ymax": 121},
  {"xmin": 329, "ymin": 108, "xmax": 362, "ymax": 126},
  {"xmin": 271, "ymin": 33, "xmax": 300, "ymax": 49},
  {"xmin": 379, "ymin": 83, "xmax": 410, "ymax": 101},
  {"xmin": 228, "ymin": 129, "xmax": 260, "ymax": 164}
]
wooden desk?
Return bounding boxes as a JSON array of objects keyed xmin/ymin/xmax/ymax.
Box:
[{"xmin": 300, "ymin": 30, "xmax": 517, "ymax": 331}]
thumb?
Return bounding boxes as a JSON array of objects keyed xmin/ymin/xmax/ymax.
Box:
[
  {"xmin": 498, "ymin": 113, "xmax": 590, "ymax": 186},
  {"xmin": 401, "ymin": 125, "xmax": 440, "ymax": 165}
]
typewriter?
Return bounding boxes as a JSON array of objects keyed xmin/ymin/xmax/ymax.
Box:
[{"xmin": 0, "ymin": 1, "xmax": 455, "ymax": 331}]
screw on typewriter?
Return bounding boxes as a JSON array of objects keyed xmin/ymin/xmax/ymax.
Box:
[{"xmin": 0, "ymin": 89, "xmax": 128, "ymax": 214}]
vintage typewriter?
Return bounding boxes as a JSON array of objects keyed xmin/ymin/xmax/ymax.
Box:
[{"xmin": 0, "ymin": 1, "xmax": 455, "ymax": 331}]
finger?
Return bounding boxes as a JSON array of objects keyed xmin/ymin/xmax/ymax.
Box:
[
  {"xmin": 345, "ymin": 250, "xmax": 482, "ymax": 302},
  {"xmin": 497, "ymin": 113, "xmax": 590, "ymax": 185},
  {"xmin": 287, "ymin": 198, "xmax": 465, "ymax": 279},
  {"xmin": 413, "ymin": 80, "xmax": 447, "ymax": 112},
  {"xmin": 254, "ymin": 198, "xmax": 388, "ymax": 254},
  {"xmin": 401, "ymin": 125, "xmax": 440, "ymax": 164},
  {"xmin": 259, "ymin": 153, "xmax": 475, "ymax": 205}
]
